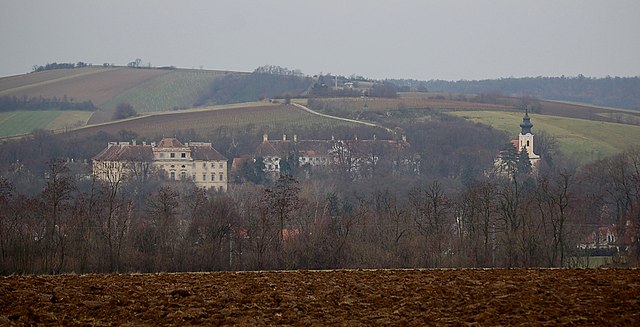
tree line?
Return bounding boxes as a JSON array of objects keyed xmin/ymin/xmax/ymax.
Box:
[
  {"xmin": 194, "ymin": 73, "xmax": 313, "ymax": 106},
  {"xmin": 1, "ymin": 145, "xmax": 639, "ymax": 274},
  {"xmin": 0, "ymin": 95, "xmax": 95, "ymax": 112},
  {"xmin": 0, "ymin": 110, "xmax": 638, "ymax": 274},
  {"xmin": 32, "ymin": 62, "xmax": 90, "ymax": 72}
]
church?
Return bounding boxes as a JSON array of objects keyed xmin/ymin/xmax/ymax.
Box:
[
  {"xmin": 494, "ymin": 110, "xmax": 541, "ymax": 175},
  {"xmin": 512, "ymin": 109, "xmax": 540, "ymax": 166}
]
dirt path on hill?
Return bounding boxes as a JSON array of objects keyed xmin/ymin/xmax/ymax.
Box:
[{"xmin": 292, "ymin": 103, "xmax": 397, "ymax": 135}]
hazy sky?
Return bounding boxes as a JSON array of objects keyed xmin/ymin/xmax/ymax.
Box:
[{"xmin": 1, "ymin": 0, "xmax": 639, "ymax": 80}]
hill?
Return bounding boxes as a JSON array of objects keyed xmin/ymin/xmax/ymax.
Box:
[
  {"xmin": 305, "ymin": 94, "xmax": 640, "ymax": 163},
  {"xmin": 2, "ymin": 67, "xmax": 639, "ymax": 164},
  {"xmin": 68, "ymin": 102, "xmax": 358, "ymax": 139},
  {"xmin": 389, "ymin": 76, "xmax": 640, "ymax": 110},
  {"xmin": 0, "ymin": 66, "xmax": 314, "ymax": 132},
  {"xmin": 450, "ymin": 110, "xmax": 640, "ymax": 162}
]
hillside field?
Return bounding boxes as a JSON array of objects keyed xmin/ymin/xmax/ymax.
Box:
[
  {"xmin": 0, "ymin": 110, "xmax": 92, "ymax": 138},
  {"xmin": 100, "ymin": 69, "xmax": 228, "ymax": 113},
  {"xmin": 1, "ymin": 269, "xmax": 638, "ymax": 325},
  {"xmin": 450, "ymin": 111, "xmax": 640, "ymax": 162},
  {"xmin": 310, "ymin": 97, "xmax": 512, "ymax": 113},
  {"xmin": 0, "ymin": 67, "xmax": 170, "ymax": 106},
  {"xmin": 70, "ymin": 103, "xmax": 357, "ymax": 138}
]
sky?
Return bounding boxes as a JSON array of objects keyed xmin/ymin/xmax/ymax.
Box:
[{"xmin": 1, "ymin": 0, "xmax": 639, "ymax": 81}]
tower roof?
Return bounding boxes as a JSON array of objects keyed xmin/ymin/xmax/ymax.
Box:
[{"xmin": 520, "ymin": 109, "xmax": 533, "ymax": 134}]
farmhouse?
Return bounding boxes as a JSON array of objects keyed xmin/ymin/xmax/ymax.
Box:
[
  {"xmin": 578, "ymin": 220, "xmax": 635, "ymax": 256},
  {"xmin": 93, "ymin": 137, "xmax": 228, "ymax": 191},
  {"xmin": 254, "ymin": 134, "xmax": 416, "ymax": 179}
]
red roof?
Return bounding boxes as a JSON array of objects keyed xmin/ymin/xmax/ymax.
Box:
[
  {"xmin": 93, "ymin": 145, "xmax": 153, "ymax": 161},
  {"xmin": 156, "ymin": 137, "xmax": 185, "ymax": 148},
  {"xmin": 191, "ymin": 146, "xmax": 227, "ymax": 161}
]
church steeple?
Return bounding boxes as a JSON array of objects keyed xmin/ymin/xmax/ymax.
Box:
[{"xmin": 520, "ymin": 109, "xmax": 533, "ymax": 135}]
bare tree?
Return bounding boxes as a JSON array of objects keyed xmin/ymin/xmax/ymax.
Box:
[
  {"xmin": 41, "ymin": 160, "xmax": 75, "ymax": 274},
  {"xmin": 409, "ymin": 181, "xmax": 450, "ymax": 267},
  {"xmin": 537, "ymin": 169, "xmax": 573, "ymax": 267}
]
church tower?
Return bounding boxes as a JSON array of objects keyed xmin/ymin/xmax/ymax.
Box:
[{"xmin": 518, "ymin": 110, "xmax": 540, "ymax": 164}]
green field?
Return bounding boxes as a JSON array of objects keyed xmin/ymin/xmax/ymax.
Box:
[
  {"xmin": 450, "ymin": 111, "xmax": 640, "ymax": 162},
  {"xmin": 0, "ymin": 110, "xmax": 93, "ymax": 137},
  {"xmin": 101, "ymin": 70, "xmax": 227, "ymax": 113}
]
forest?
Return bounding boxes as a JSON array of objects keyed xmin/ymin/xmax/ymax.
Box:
[{"xmin": 0, "ymin": 112, "xmax": 639, "ymax": 274}]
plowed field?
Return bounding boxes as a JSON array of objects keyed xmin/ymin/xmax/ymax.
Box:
[{"xmin": 1, "ymin": 269, "xmax": 638, "ymax": 326}]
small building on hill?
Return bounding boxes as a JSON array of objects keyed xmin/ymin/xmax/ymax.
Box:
[{"xmin": 93, "ymin": 137, "xmax": 228, "ymax": 191}]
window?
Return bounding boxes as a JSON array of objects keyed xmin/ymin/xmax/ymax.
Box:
[
  {"xmin": 211, "ymin": 162, "xmax": 215, "ymax": 168},
  {"xmin": 219, "ymin": 163, "xmax": 224, "ymax": 169},
  {"xmin": 180, "ymin": 172, "xmax": 186, "ymax": 179},
  {"xmin": 219, "ymin": 173, "xmax": 224, "ymax": 181},
  {"xmin": 181, "ymin": 165, "xmax": 186, "ymax": 168},
  {"xmin": 181, "ymin": 153, "xmax": 186, "ymax": 158},
  {"xmin": 159, "ymin": 153, "xmax": 165, "ymax": 158},
  {"xmin": 527, "ymin": 140, "xmax": 530, "ymax": 147},
  {"xmin": 202, "ymin": 173, "xmax": 206, "ymax": 181},
  {"xmin": 219, "ymin": 186, "xmax": 224, "ymax": 192},
  {"xmin": 192, "ymin": 174, "xmax": 196, "ymax": 180},
  {"xmin": 170, "ymin": 165, "xmax": 175, "ymax": 168},
  {"xmin": 170, "ymin": 153, "xmax": 175, "ymax": 158},
  {"xmin": 170, "ymin": 172, "xmax": 175, "ymax": 180},
  {"xmin": 203, "ymin": 162, "xmax": 207, "ymax": 169},
  {"xmin": 211, "ymin": 173, "xmax": 216, "ymax": 181}
]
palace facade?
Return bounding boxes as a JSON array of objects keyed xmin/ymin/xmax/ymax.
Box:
[{"xmin": 93, "ymin": 137, "xmax": 228, "ymax": 191}]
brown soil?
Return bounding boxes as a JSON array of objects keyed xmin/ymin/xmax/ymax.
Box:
[{"xmin": 1, "ymin": 269, "xmax": 639, "ymax": 326}]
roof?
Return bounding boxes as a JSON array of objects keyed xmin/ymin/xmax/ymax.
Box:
[
  {"xmin": 93, "ymin": 145, "xmax": 154, "ymax": 161},
  {"xmin": 191, "ymin": 145, "xmax": 227, "ymax": 161},
  {"xmin": 520, "ymin": 111, "xmax": 533, "ymax": 134},
  {"xmin": 255, "ymin": 138, "xmax": 411, "ymax": 158},
  {"xmin": 231, "ymin": 155, "xmax": 252, "ymax": 171},
  {"xmin": 255, "ymin": 140, "xmax": 282, "ymax": 157},
  {"xmin": 156, "ymin": 137, "xmax": 185, "ymax": 148}
]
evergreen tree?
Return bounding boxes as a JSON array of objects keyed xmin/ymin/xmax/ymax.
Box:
[{"xmin": 517, "ymin": 146, "xmax": 533, "ymax": 176}]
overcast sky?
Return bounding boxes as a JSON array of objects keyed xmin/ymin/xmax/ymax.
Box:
[{"xmin": 1, "ymin": 0, "xmax": 639, "ymax": 80}]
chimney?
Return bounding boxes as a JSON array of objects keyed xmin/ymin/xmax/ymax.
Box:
[
  {"xmin": 282, "ymin": 134, "xmax": 287, "ymax": 141},
  {"xmin": 293, "ymin": 134, "xmax": 297, "ymax": 142},
  {"xmin": 331, "ymin": 135, "xmax": 335, "ymax": 141},
  {"xmin": 132, "ymin": 139, "xmax": 136, "ymax": 146},
  {"xmin": 354, "ymin": 135, "xmax": 358, "ymax": 141},
  {"xmin": 373, "ymin": 134, "xmax": 376, "ymax": 141},
  {"xmin": 263, "ymin": 134, "xmax": 268, "ymax": 142},
  {"xmin": 402, "ymin": 135, "xmax": 407, "ymax": 142}
]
